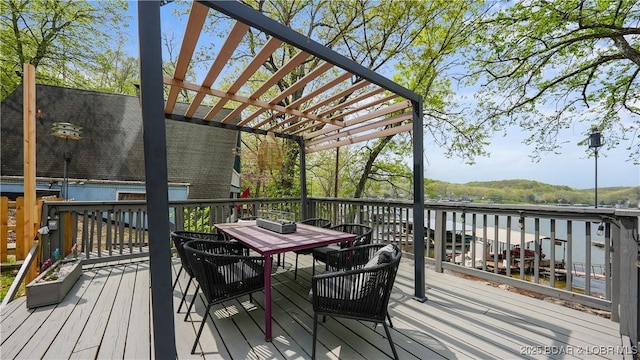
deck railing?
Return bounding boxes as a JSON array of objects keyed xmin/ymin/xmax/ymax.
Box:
[{"xmin": 38, "ymin": 197, "xmax": 638, "ymax": 345}]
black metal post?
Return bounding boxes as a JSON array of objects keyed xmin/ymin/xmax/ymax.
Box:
[
  {"xmin": 298, "ymin": 137, "xmax": 308, "ymax": 220},
  {"xmin": 412, "ymin": 98, "xmax": 427, "ymax": 302},
  {"xmin": 594, "ymin": 148, "xmax": 598, "ymax": 208},
  {"xmin": 63, "ymin": 138, "xmax": 72, "ymax": 199},
  {"xmin": 137, "ymin": 1, "xmax": 176, "ymax": 357},
  {"xmin": 588, "ymin": 127, "xmax": 603, "ymax": 208},
  {"xmin": 63, "ymin": 139, "xmax": 68, "ymax": 199}
]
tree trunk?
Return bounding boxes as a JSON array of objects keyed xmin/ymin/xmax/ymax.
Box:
[{"xmin": 354, "ymin": 135, "xmax": 394, "ymax": 198}]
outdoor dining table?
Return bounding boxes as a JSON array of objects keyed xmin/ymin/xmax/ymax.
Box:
[{"xmin": 214, "ymin": 221, "xmax": 356, "ymax": 341}]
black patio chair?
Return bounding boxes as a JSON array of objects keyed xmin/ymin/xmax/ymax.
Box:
[
  {"xmin": 312, "ymin": 224, "xmax": 372, "ymax": 276},
  {"xmin": 170, "ymin": 230, "xmax": 245, "ymax": 320},
  {"xmin": 310, "ymin": 243, "xmax": 402, "ymax": 360},
  {"xmin": 290, "ymin": 218, "xmax": 331, "ymax": 280},
  {"xmin": 183, "ymin": 239, "xmax": 265, "ymax": 354}
]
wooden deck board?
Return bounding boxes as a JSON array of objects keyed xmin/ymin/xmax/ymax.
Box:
[
  {"xmin": 15, "ymin": 269, "xmax": 97, "ymax": 360},
  {"xmin": 63, "ymin": 266, "xmax": 122, "ymax": 359},
  {"xmin": 422, "ymin": 269, "xmax": 620, "ymax": 343},
  {"xmin": 273, "ymin": 269, "xmax": 398, "ymax": 360},
  {"xmin": 124, "ymin": 262, "xmax": 151, "ymax": 359},
  {"xmin": 0, "ymin": 295, "xmax": 25, "ymax": 319},
  {"xmin": 0, "ymin": 254, "xmax": 624, "ymax": 360},
  {"xmin": 96, "ymin": 265, "xmax": 139, "ymax": 359},
  {"xmin": 174, "ymin": 260, "xmax": 236, "ymax": 359}
]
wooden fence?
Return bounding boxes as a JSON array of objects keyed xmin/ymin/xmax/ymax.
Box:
[{"xmin": 0, "ymin": 196, "xmax": 53, "ymax": 283}]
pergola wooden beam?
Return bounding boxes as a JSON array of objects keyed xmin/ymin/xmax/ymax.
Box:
[
  {"xmin": 237, "ymin": 61, "xmax": 335, "ymax": 127},
  {"xmin": 184, "ymin": 21, "xmax": 249, "ymax": 117},
  {"xmin": 316, "ymin": 87, "xmax": 385, "ymax": 118},
  {"xmin": 305, "ymin": 112, "xmax": 412, "ymax": 147},
  {"xmin": 164, "ymin": 77, "xmax": 345, "ymax": 126},
  {"xmin": 165, "ymin": 2, "xmax": 208, "ymax": 114},
  {"xmin": 267, "ymin": 77, "xmax": 370, "ymax": 133},
  {"xmin": 290, "ymin": 91, "xmax": 394, "ymax": 135},
  {"xmin": 306, "ymin": 123, "xmax": 414, "ymax": 153},
  {"xmin": 305, "ymin": 100, "xmax": 411, "ymax": 139},
  {"xmin": 203, "ymin": 37, "xmax": 283, "ymax": 120},
  {"xmin": 219, "ymin": 50, "xmax": 310, "ymax": 124}
]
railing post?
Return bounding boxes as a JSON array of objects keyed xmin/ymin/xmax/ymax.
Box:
[
  {"xmin": 1, "ymin": 196, "xmax": 7, "ymax": 263},
  {"xmin": 434, "ymin": 210, "xmax": 446, "ymax": 273},
  {"xmin": 15, "ymin": 197, "xmax": 25, "ymax": 260},
  {"xmin": 613, "ymin": 212, "xmax": 638, "ymax": 347}
]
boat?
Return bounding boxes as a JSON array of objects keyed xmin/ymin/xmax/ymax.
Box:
[{"xmin": 503, "ymin": 246, "xmax": 545, "ymax": 259}]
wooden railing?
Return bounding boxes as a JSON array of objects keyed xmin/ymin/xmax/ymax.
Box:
[{"xmin": 36, "ymin": 197, "xmax": 639, "ymax": 345}]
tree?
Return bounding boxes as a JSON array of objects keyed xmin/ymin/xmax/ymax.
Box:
[
  {"xmin": 465, "ymin": 0, "xmax": 640, "ymax": 163},
  {"xmin": 220, "ymin": 0, "xmax": 486, "ymax": 198},
  {"xmin": 1, "ymin": 0, "xmax": 130, "ymax": 99},
  {"xmin": 394, "ymin": 0, "xmax": 488, "ymax": 165},
  {"xmin": 90, "ymin": 36, "xmax": 139, "ymax": 95}
]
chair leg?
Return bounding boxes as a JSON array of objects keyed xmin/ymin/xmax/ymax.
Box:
[
  {"xmin": 172, "ymin": 266, "xmax": 182, "ymax": 290},
  {"xmin": 294, "ymin": 253, "xmax": 299, "ymax": 280},
  {"xmin": 184, "ymin": 283, "xmax": 200, "ymax": 321},
  {"xmin": 382, "ymin": 321, "xmax": 399, "ymax": 360},
  {"xmin": 312, "ymin": 313, "xmax": 318, "ymax": 360},
  {"xmin": 177, "ymin": 277, "xmax": 193, "ymax": 313},
  {"xmin": 191, "ymin": 303, "xmax": 212, "ymax": 354},
  {"xmin": 387, "ymin": 311, "xmax": 394, "ymax": 328}
]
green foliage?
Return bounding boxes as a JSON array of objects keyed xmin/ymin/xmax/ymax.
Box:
[
  {"xmin": 1, "ymin": 0, "xmax": 131, "ymax": 100},
  {"xmin": 465, "ymin": 0, "xmax": 640, "ymax": 163},
  {"xmin": 394, "ymin": 0, "xmax": 487, "ymax": 164},
  {"xmin": 183, "ymin": 207, "xmax": 212, "ymax": 233},
  {"xmin": 1, "ymin": 269, "xmax": 25, "ymax": 302},
  {"xmin": 428, "ymin": 179, "xmax": 639, "ymax": 207}
]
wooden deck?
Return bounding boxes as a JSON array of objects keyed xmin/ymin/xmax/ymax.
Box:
[{"xmin": 1, "ymin": 254, "xmax": 625, "ymax": 359}]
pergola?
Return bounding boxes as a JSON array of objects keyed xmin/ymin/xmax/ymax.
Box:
[{"xmin": 138, "ymin": 1, "xmax": 425, "ymax": 356}]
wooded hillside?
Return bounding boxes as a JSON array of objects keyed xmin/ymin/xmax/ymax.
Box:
[{"xmin": 426, "ymin": 179, "xmax": 639, "ymax": 207}]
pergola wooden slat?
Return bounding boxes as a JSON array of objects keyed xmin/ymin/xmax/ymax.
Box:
[
  {"xmin": 219, "ymin": 50, "xmax": 310, "ymax": 124},
  {"xmin": 137, "ymin": 1, "xmax": 426, "ymax": 356},
  {"xmin": 160, "ymin": 1, "xmax": 423, "ymax": 151},
  {"xmin": 182, "ymin": 21, "xmax": 250, "ymax": 118},
  {"xmin": 237, "ymin": 61, "xmax": 336, "ymax": 128}
]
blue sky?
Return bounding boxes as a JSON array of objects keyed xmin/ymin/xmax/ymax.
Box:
[
  {"xmin": 424, "ymin": 128, "xmax": 639, "ymax": 189},
  {"xmin": 127, "ymin": 2, "xmax": 639, "ymax": 190}
]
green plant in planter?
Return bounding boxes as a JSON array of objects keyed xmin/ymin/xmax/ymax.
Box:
[{"xmin": 38, "ymin": 248, "xmax": 73, "ymax": 282}]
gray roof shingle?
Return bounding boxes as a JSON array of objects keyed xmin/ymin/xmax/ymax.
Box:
[{"xmin": 1, "ymin": 84, "xmax": 239, "ymax": 199}]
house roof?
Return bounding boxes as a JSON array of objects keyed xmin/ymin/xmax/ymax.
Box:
[
  {"xmin": 0, "ymin": 84, "xmax": 239, "ymax": 199},
  {"xmin": 163, "ymin": 1, "xmax": 421, "ymax": 153}
]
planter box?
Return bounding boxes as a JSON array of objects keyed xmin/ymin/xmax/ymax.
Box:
[
  {"xmin": 26, "ymin": 259, "xmax": 82, "ymax": 309},
  {"xmin": 256, "ymin": 218, "xmax": 296, "ymax": 234}
]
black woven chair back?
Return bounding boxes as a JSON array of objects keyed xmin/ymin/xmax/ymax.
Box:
[
  {"xmin": 171, "ymin": 231, "xmax": 223, "ymax": 278},
  {"xmin": 313, "ymin": 243, "xmax": 402, "ymax": 321},
  {"xmin": 330, "ymin": 224, "xmax": 372, "ymax": 247},
  {"xmin": 301, "ymin": 218, "xmax": 331, "ymax": 228},
  {"xmin": 183, "ymin": 240, "xmax": 265, "ymax": 305}
]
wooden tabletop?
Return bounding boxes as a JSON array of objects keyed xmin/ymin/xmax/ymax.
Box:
[{"xmin": 215, "ymin": 221, "xmax": 356, "ymax": 255}]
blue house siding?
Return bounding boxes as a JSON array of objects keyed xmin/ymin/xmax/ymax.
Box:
[{"xmin": 0, "ymin": 177, "xmax": 189, "ymax": 201}]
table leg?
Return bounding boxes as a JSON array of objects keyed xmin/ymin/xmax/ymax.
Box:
[{"xmin": 264, "ymin": 254, "xmax": 272, "ymax": 341}]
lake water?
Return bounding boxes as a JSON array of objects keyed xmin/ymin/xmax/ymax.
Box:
[
  {"xmin": 388, "ymin": 211, "xmax": 610, "ymax": 296},
  {"xmin": 419, "ymin": 213, "xmax": 608, "ymax": 265}
]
